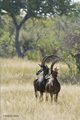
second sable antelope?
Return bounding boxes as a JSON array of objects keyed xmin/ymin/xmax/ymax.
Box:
[{"xmin": 45, "ymin": 58, "xmax": 61, "ymax": 102}]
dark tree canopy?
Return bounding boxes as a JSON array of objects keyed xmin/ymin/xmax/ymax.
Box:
[
  {"xmin": 0, "ymin": 0, "xmax": 74, "ymax": 16},
  {"xmin": 0, "ymin": 0, "xmax": 25, "ymax": 15}
]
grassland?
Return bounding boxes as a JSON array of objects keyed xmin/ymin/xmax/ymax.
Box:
[{"xmin": 1, "ymin": 58, "xmax": 80, "ymax": 120}]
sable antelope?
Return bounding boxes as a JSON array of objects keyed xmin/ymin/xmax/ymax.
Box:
[
  {"xmin": 33, "ymin": 55, "xmax": 59, "ymax": 100},
  {"xmin": 45, "ymin": 58, "xmax": 61, "ymax": 102}
]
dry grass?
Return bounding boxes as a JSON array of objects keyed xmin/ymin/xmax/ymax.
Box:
[
  {"xmin": 1, "ymin": 84, "xmax": 80, "ymax": 120},
  {"xmin": 1, "ymin": 58, "xmax": 80, "ymax": 120},
  {"xmin": 1, "ymin": 58, "xmax": 39, "ymax": 84}
]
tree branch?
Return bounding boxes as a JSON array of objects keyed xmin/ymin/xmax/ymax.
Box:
[
  {"xmin": 36, "ymin": 33, "xmax": 41, "ymax": 42},
  {"xmin": 22, "ymin": 46, "xmax": 33, "ymax": 56},
  {"xmin": 1, "ymin": 11, "xmax": 9, "ymax": 15},
  {"xmin": 19, "ymin": 13, "xmax": 29, "ymax": 29},
  {"xmin": 9, "ymin": 35, "xmax": 16, "ymax": 48},
  {"xmin": 10, "ymin": 14, "xmax": 18, "ymax": 28},
  {"xmin": 10, "ymin": 13, "xmax": 29, "ymax": 30}
]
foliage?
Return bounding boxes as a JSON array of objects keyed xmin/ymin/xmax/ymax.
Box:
[
  {"xmin": 0, "ymin": 0, "xmax": 26, "ymax": 15},
  {"xmin": 0, "ymin": 0, "xmax": 75, "ymax": 57},
  {"xmin": 0, "ymin": 15, "xmax": 16, "ymax": 57},
  {"xmin": 0, "ymin": 0, "xmax": 74, "ymax": 16},
  {"xmin": 53, "ymin": 16, "xmax": 80, "ymax": 72}
]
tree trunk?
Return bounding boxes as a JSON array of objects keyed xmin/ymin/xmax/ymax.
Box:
[
  {"xmin": 70, "ymin": 53, "xmax": 80, "ymax": 72},
  {"xmin": 11, "ymin": 14, "xmax": 29, "ymax": 57},
  {"xmin": 15, "ymin": 28, "xmax": 23, "ymax": 57},
  {"xmin": 0, "ymin": 15, "xmax": 1, "ymax": 24},
  {"xmin": 75, "ymin": 54, "xmax": 80, "ymax": 71}
]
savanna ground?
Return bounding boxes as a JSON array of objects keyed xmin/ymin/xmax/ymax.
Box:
[{"xmin": 1, "ymin": 58, "xmax": 80, "ymax": 120}]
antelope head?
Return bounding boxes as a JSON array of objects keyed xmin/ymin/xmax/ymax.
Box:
[
  {"xmin": 36, "ymin": 54, "xmax": 59, "ymax": 76},
  {"xmin": 47, "ymin": 58, "xmax": 61, "ymax": 78}
]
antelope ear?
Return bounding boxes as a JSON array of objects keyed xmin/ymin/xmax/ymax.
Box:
[
  {"xmin": 56, "ymin": 67, "xmax": 59, "ymax": 71},
  {"xmin": 55, "ymin": 67, "xmax": 59, "ymax": 72},
  {"xmin": 38, "ymin": 64, "xmax": 41, "ymax": 67},
  {"xmin": 46, "ymin": 65, "xmax": 48, "ymax": 68}
]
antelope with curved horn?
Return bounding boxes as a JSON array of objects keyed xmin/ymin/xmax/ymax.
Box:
[
  {"xmin": 36, "ymin": 54, "xmax": 60, "ymax": 75},
  {"xmin": 45, "ymin": 58, "xmax": 61, "ymax": 102},
  {"xmin": 33, "ymin": 54, "xmax": 59, "ymax": 101}
]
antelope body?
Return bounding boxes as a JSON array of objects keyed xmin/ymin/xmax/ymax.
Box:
[{"xmin": 45, "ymin": 59, "xmax": 61, "ymax": 102}]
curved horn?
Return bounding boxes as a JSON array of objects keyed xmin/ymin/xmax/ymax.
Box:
[
  {"xmin": 42, "ymin": 54, "xmax": 60, "ymax": 66},
  {"xmin": 50, "ymin": 58, "xmax": 62, "ymax": 71},
  {"xmin": 41, "ymin": 56, "xmax": 47, "ymax": 66}
]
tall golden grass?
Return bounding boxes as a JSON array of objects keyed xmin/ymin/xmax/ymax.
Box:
[
  {"xmin": 1, "ymin": 58, "xmax": 80, "ymax": 120},
  {"xmin": 1, "ymin": 58, "xmax": 39, "ymax": 84}
]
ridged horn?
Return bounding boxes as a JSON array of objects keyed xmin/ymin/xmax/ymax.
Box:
[
  {"xmin": 41, "ymin": 54, "xmax": 60, "ymax": 66},
  {"xmin": 50, "ymin": 58, "xmax": 62, "ymax": 71},
  {"xmin": 41, "ymin": 56, "xmax": 47, "ymax": 66}
]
